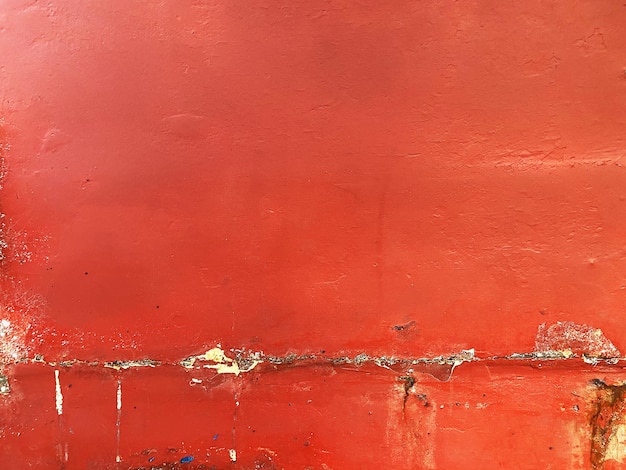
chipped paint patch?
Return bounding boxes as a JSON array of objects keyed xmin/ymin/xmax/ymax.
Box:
[
  {"xmin": 229, "ymin": 449, "xmax": 237, "ymax": 462},
  {"xmin": 535, "ymin": 321, "xmax": 620, "ymax": 359},
  {"xmin": 199, "ymin": 347, "xmax": 246, "ymax": 374}
]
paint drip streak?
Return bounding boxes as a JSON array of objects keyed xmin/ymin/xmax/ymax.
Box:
[
  {"xmin": 116, "ymin": 379, "xmax": 122, "ymax": 463},
  {"xmin": 54, "ymin": 369, "xmax": 63, "ymax": 416}
]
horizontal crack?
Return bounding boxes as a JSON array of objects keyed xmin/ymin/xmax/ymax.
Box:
[
  {"xmin": 0, "ymin": 348, "xmax": 623, "ymax": 396},
  {"xmin": 0, "ymin": 347, "xmax": 621, "ymax": 372}
]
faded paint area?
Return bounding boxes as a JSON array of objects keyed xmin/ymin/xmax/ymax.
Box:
[{"xmin": 2, "ymin": 0, "xmax": 626, "ymax": 468}]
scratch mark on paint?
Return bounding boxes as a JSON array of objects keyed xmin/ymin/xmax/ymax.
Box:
[
  {"xmin": 116, "ymin": 379, "xmax": 122, "ymax": 464},
  {"xmin": 54, "ymin": 369, "xmax": 63, "ymax": 416}
]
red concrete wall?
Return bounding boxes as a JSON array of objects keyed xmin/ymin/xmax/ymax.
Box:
[{"xmin": 1, "ymin": 1, "xmax": 626, "ymax": 468}]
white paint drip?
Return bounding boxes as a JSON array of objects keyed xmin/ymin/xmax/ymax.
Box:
[
  {"xmin": 117, "ymin": 380, "xmax": 122, "ymax": 411},
  {"xmin": 54, "ymin": 369, "xmax": 63, "ymax": 416},
  {"xmin": 229, "ymin": 449, "xmax": 237, "ymax": 462},
  {"xmin": 116, "ymin": 379, "xmax": 122, "ymax": 463}
]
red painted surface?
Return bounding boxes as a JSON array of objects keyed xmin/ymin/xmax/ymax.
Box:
[{"xmin": 2, "ymin": 1, "xmax": 626, "ymax": 468}]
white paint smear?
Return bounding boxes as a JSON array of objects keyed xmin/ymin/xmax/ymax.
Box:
[{"xmin": 54, "ymin": 369, "xmax": 63, "ymax": 416}]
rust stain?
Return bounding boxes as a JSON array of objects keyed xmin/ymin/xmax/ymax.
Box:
[
  {"xmin": 398, "ymin": 375, "xmax": 416, "ymax": 411},
  {"xmin": 589, "ymin": 379, "xmax": 626, "ymax": 469}
]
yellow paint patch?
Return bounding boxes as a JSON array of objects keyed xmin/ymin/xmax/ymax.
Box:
[
  {"xmin": 201, "ymin": 347, "xmax": 230, "ymax": 363},
  {"xmin": 182, "ymin": 347, "xmax": 260, "ymax": 375}
]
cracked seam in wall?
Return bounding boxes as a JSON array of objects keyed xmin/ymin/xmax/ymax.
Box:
[{"xmin": 0, "ymin": 321, "xmax": 621, "ymax": 396}]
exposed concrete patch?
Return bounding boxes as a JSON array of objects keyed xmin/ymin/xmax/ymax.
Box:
[{"xmin": 535, "ymin": 321, "xmax": 620, "ymax": 359}]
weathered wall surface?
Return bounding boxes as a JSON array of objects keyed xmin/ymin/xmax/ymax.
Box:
[{"xmin": 1, "ymin": 1, "xmax": 626, "ymax": 468}]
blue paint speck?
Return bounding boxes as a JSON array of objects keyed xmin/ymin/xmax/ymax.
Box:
[
  {"xmin": 180, "ymin": 455, "xmax": 194, "ymax": 463},
  {"xmin": 148, "ymin": 457, "xmax": 155, "ymax": 462},
  {"xmin": 213, "ymin": 433, "xmax": 219, "ymax": 440}
]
